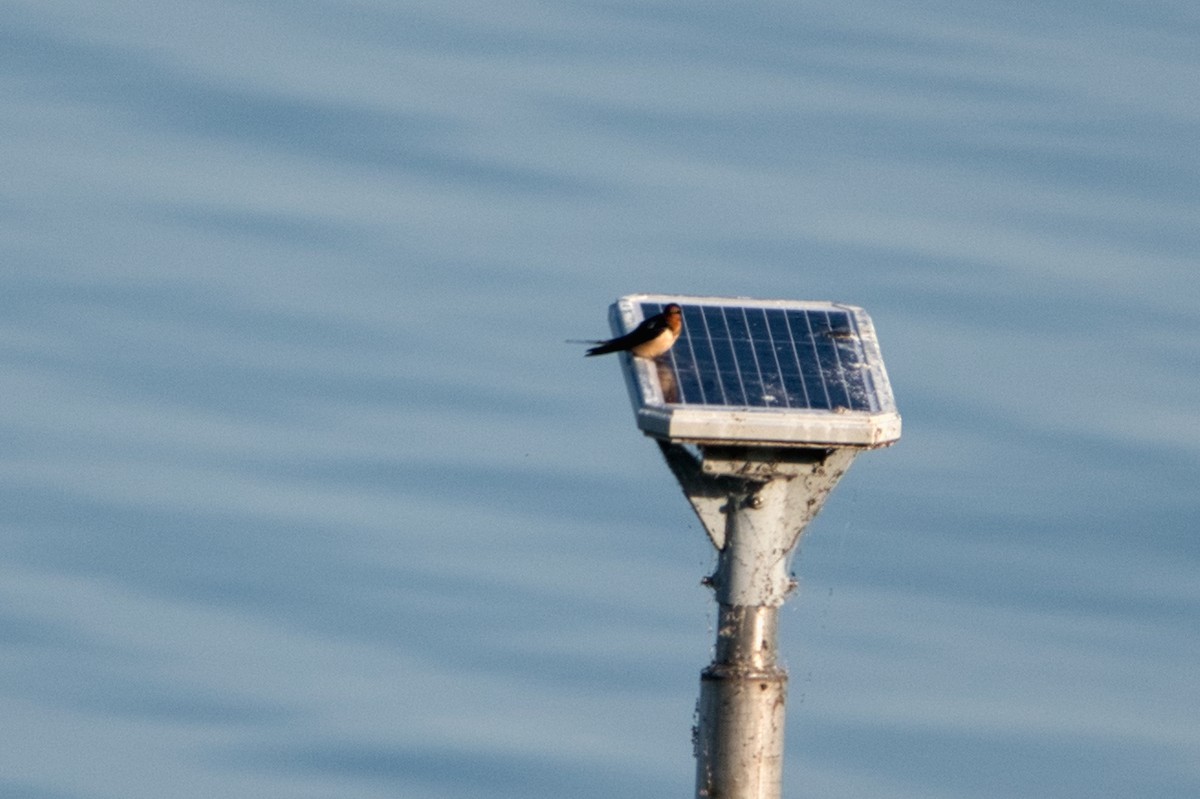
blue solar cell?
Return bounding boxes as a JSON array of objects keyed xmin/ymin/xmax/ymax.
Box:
[
  {"xmin": 678, "ymin": 304, "xmax": 715, "ymax": 404},
  {"xmin": 745, "ymin": 309, "xmax": 784, "ymax": 407},
  {"xmin": 765, "ymin": 310, "xmax": 808, "ymax": 409},
  {"xmin": 702, "ymin": 309, "xmax": 746, "ymax": 406}
]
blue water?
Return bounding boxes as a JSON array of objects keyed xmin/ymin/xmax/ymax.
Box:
[{"xmin": 3, "ymin": 2, "xmax": 1198, "ymax": 797}]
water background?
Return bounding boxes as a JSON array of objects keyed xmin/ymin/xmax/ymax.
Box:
[{"xmin": 3, "ymin": 2, "xmax": 1198, "ymax": 797}]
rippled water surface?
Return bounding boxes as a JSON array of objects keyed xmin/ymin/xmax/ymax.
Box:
[{"xmin": 3, "ymin": 2, "xmax": 1198, "ymax": 797}]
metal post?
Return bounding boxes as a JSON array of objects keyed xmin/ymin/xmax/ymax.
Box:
[
  {"xmin": 695, "ymin": 606, "xmax": 786, "ymax": 798},
  {"xmin": 658, "ymin": 442, "xmax": 858, "ymax": 799}
]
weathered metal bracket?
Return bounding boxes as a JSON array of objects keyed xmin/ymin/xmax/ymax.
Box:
[{"xmin": 657, "ymin": 441, "xmax": 856, "ymax": 564}]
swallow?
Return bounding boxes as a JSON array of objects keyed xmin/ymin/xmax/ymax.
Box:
[{"xmin": 586, "ymin": 303, "xmax": 683, "ymax": 358}]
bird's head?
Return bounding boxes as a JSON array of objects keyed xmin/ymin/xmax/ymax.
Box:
[{"xmin": 663, "ymin": 303, "xmax": 683, "ymax": 332}]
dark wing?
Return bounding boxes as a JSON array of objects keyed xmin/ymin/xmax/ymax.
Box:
[{"xmin": 585, "ymin": 313, "xmax": 667, "ymax": 356}]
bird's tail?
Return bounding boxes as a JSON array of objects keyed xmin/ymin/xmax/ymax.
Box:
[{"xmin": 584, "ymin": 341, "xmax": 620, "ymax": 356}]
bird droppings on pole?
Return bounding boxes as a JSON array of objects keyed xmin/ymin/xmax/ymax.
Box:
[{"xmin": 591, "ymin": 294, "xmax": 900, "ymax": 799}]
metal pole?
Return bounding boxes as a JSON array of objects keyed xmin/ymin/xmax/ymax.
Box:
[
  {"xmin": 695, "ymin": 603, "xmax": 787, "ymax": 799},
  {"xmin": 695, "ymin": 482, "xmax": 790, "ymax": 799},
  {"xmin": 658, "ymin": 443, "xmax": 858, "ymax": 799}
]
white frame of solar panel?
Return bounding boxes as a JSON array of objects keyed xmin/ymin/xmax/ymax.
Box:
[{"xmin": 611, "ymin": 294, "xmax": 901, "ymax": 448}]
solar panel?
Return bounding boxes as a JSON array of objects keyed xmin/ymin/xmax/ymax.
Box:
[{"xmin": 608, "ymin": 294, "xmax": 901, "ymax": 447}]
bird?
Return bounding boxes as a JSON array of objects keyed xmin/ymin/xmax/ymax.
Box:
[{"xmin": 585, "ymin": 303, "xmax": 683, "ymax": 358}]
